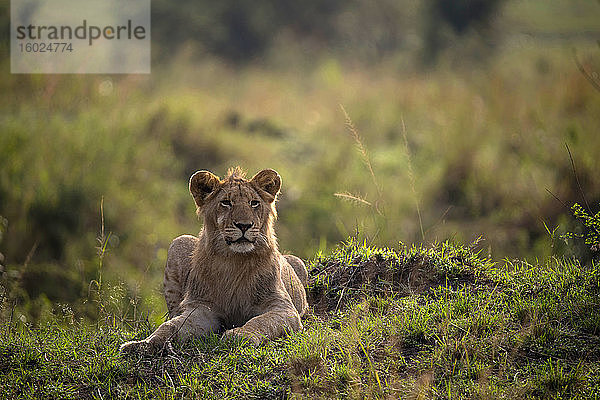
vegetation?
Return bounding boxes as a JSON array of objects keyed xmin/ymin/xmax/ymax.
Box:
[
  {"xmin": 3, "ymin": 44, "xmax": 600, "ymax": 321},
  {"xmin": 1, "ymin": 0, "xmax": 600, "ymax": 397},
  {"xmin": 1, "ymin": 238, "xmax": 599, "ymax": 398},
  {"xmin": 560, "ymin": 203, "xmax": 600, "ymax": 262}
]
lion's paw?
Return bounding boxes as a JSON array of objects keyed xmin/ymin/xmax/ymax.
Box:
[
  {"xmin": 119, "ymin": 339, "xmax": 162, "ymax": 355},
  {"xmin": 223, "ymin": 328, "xmax": 262, "ymax": 346}
]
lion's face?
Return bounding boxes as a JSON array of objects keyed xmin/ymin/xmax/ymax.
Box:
[
  {"xmin": 212, "ymin": 183, "xmax": 270, "ymax": 253},
  {"xmin": 189, "ymin": 168, "xmax": 281, "ymax": 254}
]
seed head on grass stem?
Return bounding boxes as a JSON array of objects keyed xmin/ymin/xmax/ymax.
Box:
[
  {"xmin": 340, "ymin": 104, "xmax": 384, "ymax": 216},
  {"xmin": 401, "ymin": 116, "xmax": 425, "ymax": 242}
]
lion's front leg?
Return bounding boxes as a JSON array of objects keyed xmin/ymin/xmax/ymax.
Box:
[
  {"xmin": 120, "ymin": 303, "xmax": 220, "ymax": 354},
  {"xmin": 224, "ymin": 301, "xmax": 302, "ymax": 345}
]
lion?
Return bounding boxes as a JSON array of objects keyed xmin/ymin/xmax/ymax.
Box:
[{"xmin": 120, "ymin": 167, "xmax": 308, "ymax": 353}]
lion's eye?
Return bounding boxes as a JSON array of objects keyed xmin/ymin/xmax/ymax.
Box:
[
  {"xmin": 250, "ymin": 200, "xmax": 260, "ymax": 208},
  {"xmin": 220, "ymin": 200, "xmax": 232, "ymax": 208}
]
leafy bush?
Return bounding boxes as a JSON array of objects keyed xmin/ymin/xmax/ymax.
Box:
[
  {"xmin": 561, "ymin": 203, "xmax": 600, "ymax": 263},
  {"xmin": 149, "ymin": 0, "xmax": 503, "ymax": 63}
]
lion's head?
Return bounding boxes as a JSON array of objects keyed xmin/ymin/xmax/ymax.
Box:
[{"xmin": 189, "ymin": 167, "xmax": 281, "ymax": 254}]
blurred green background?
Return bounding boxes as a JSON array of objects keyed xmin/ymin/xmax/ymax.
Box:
[{"xmin": 0, "ymin": 0, "xmax": 599, "ymax": 325}]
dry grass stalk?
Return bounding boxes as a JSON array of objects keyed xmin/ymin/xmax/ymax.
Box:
[{"xmin": 340, "ymin": 104, "xmax": 384, "ymax": 215}]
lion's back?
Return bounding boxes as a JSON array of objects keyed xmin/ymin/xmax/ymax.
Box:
[
  {"xmin": 164, "ymin": 234, "xmax": 198, "ymax": 318},
  {"xmin": 280, "ymin": 255, "xmax": 308, "ymax": 317}
]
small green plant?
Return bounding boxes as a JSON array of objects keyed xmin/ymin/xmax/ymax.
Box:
[{"xmin": 561, "ymin": 202, "xmax": 600, "ymax": 254}]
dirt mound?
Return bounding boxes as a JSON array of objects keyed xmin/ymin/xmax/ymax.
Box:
[{"xmin": 306, "ymin": 239, "xmax": 491, "ymax": 315}]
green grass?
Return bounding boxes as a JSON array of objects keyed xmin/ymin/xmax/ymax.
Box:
[{"xmin": 2, "ymin": 239, "xmax": 599, "ymax": 399}]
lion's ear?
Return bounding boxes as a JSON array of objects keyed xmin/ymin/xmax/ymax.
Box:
[
  {"xmin": 189, "ymin": 170, "xmax": 221, "ymax": 208},
  {"xmin": 250, "ymin": 169, "xmax": 281, "ymax": 202}
]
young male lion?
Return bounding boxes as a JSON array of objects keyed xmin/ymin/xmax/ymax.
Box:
[{"xmin": 120, "ymin": 167, "xmax": 308, "ymax": 353}]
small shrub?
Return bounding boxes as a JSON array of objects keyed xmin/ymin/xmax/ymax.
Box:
[{"xmin": 561, "ymin": 202, "xmax": 600, "ymax": 263}]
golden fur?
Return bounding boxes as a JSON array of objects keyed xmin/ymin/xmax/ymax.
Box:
[{"xmin": 120, "ymin": 168, "xmax": 308, "ymax": 352}]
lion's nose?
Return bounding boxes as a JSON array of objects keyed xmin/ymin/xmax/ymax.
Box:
[{"xmin": 234, "ymin": 222, "xmax": 253, "ymax": 233}]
